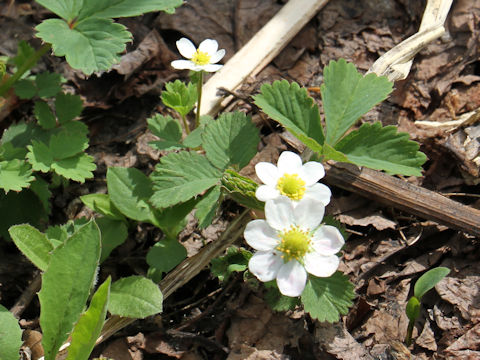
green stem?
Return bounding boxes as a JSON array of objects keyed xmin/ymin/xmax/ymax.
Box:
[
  {"xmin": 181, "ymin": 114, "xmax": 190, "ymax": 135},
  {"xmin": 405, "ymin": 320, "xmax": 414, "ymax": 347},
  {"xmin": 195, "ymin": 70, "xmax": 203, "ymax": 128},
  {"xmin": 0, "ymin": 43, "xmax": 52, "ymax": 97}
]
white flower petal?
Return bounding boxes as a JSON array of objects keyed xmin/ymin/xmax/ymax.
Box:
[
  {"xmin": 249, "ymin": 251, "xmax": 283, "ymax": 282},
  {"xmin": 198, "ymin": 39, "xmax": 218, "ymax": 55},
  {"xmin": 210, "ymin": 49, "xmax": 226, "ymax": 63},
  {"xmin": 265, "ymin": 197, "xmax": 295, "ymax": 231},
  {"xmin": 303, "ymin": 183, "xmax": 332, "ymax": 206},
  {"xmin": 293, "ymin": 198, "xmax": 324, "ymax": 231},
  {"xmin": 244, "ymin": 219, "xmax": 279, "ymax": 251},
  {"xmin": 256, "ymin": 185, "xmax": 280, "ymax": 202},
  {"xmin": 176, "ymin": 38, "xmax": 196, "ymax": 59},
  {"xmin": 255, "ymin": 162, "xmax": 279, "ymax": 186},
  {"xmin": 171, "ymin": 60, "xmax": 196, "ymax": 70},
  {"xmin": 276, "ymin": 260, "xmax": 307, "ymax": 297},
  {"xmin": 304, "ymin": 252, "xmax": 340, "ymax": 277},
  {"xmin": 202, "ymin": 64, "xmax": 223, "ymax": 72},
  {"xmin": 311, "ymin": 225, "xmax": 344, "ymax": 255},
  {"xmin": 277, "ymin": 151, "xmax": 303, "ymax": 174},
  {"xmin": 301, "ymin": 161, "xmax": 325, "ymax": 185}
]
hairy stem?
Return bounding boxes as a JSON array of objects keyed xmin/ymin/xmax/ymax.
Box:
[{"xmin": 195, "ymin": 71, "xmax": 204, "ymax": 128}]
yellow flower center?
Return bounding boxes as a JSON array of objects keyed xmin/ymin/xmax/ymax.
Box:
[
  {"xmin": 191, "ymin": 50, "xmax": 211, "ymax": 65},
  {"xmin": 276, "ymin": 226, "xmax": 311, "ymax": 262},
  {"xmin": 276, "ymin": 173, "xmax": 306, "ymax": 201}
]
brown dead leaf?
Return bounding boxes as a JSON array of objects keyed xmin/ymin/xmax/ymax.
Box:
[
  {"xmin": 444, "ymin": 123, "xmax": 480, "ymax": 178},
  {"xmin": 22, "ymin": 329, "xmax": 43, "ymax": 360},
  {"xmin": 416, "ymin": 320, "xmax": 437, "ymax": 351},
  {"xmin": 338, "ymin": 212, "xmax": 397, "ymax": 231},
  {"xmin": 144, "ymin": 332, "xmax": 185, "ymax": 358},
  {"xmin": 436, "ymin": 260, "xmax": 480, "ymax": 323},
  {"xmin": 444, "ymin": 323, "xmax": 480, "ymax": 359},
  {"xmin": 101, "ymin": 338, "xmax": 142, "ymax": 360}
]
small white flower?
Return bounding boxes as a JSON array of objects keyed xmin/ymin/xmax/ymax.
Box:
[
  {"xmin": 171, "ymin": 37, "xmax": 225, "ymax": 72},
  {"xmin": 244, "ymin": 197, "xmax": 344, "ymax": 297},
  {"xmin": 255, "ymin": 151, "xmax": 331, "ymax": 206}
]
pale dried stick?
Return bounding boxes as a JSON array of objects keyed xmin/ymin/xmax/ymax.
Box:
[
  {"xmin": 368, "ymin": 0, "xmax": 453, "ymax": 81},
  {"xmin": 200, "ymin": 0, "xmax": 330, "ymax": 116}
]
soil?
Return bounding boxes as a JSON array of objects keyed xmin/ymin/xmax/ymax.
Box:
[{"xmin": 1, "ymin": 0, "xmax": 480, "ymax": 359}]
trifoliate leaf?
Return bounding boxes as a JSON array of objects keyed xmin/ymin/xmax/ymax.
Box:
[
  {"xmin": 9, "ymin": 224, "xmax": 53, "ymax": 271},
  {"xmin": 27, "ymin": 140, "xmax": 53, "ymax": 172},
  {"xmin": 51, "ymin": 152, "xmax": 96, "ymax": 182},
  {"xmin": 0, "ymin": 142, "xmax": 27, "ymax": 161},
  {"xmin": 0, "ymin": 159, "xmax": 34, "ymax": 192},
  {"xmin": 0, "ymin": 304, "xmax": 23, "ymax": 360},
  {"xmin": 150, "ymin": 151, "xmax": 222, "ymax": 208},
  {"xmin": 35, "ymin": 72, "xmax": 63, "ymax": 98},
  {"xmin": 147, "ymin": 114, "xmax": 184, "ymax": 150},
  {"xmin": 414, "ymin": 267, "xmax": 450, "ymax": 300},
  {"xmin": 34, "ymin": 101, "xmax": 56, "ymax": 129},
  {"xmin": 182, "ymin": 115, "xmax": 214, "ymax": 148},
  {"xmin": 36, "ymin": 18, "xmax": 130, "ymax": 75},
  {"xmin": 109, "ymin": 275, "xmax": 163, "ymax": 318},
  {"xmin": 253, "ymin": 80, "xmax": 324, "ymax": 153},
  {"xmin": 14, "ymin": 79, "xmax": 36, "ymax": 99},
  {"xmin": 301, "ymin": 272, "xmax": 355, "ymax": 322},
  {"xmin": 211, "ymin": 246, "xmax": 252, "ymax": 282},
  {"xmin": 66, "ymin": 277, "xmax": 111, "ymax": 360},
  {"xmin": 146, "ymin": 237, "xmax": 187, "ymax": 274},
  {"xmin": 55, "ymin": 92, "xmax": 83, "ymax": 124},
  {"xmin": 322, "ymin": 59, "xmax": 393, "ymax": 145},
  {"xmin": 107, "ymin": 167, "xmax": 157, "ymax": 224},
  {"xmin": 1, "ymin": 121, "xmax": 44, "ymax": 148},
  {"xmin": 335, "ymin": 122, "xmax": 426, "ymax": 176},
  {"xmin": 49, "ymin": 121, "xmax": 89, "ymax": 159},
  {"xmin": 195, "ymin": 185, "xmax": 221, "ymax": 228},
  {"xmin": 39, "ymin": 221, "xmax": 101, "ymax": 360},
  {"xmin": 202, "ymin": 111, "xmax": 260, "ymax": 170},
  {"xmin": 161, "ymin": 80, "xmax": 198, "ymax": 117}
]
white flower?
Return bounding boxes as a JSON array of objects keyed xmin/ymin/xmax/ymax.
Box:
[
  {"xmin": 255, "ymin": 151, "xmax": 331, "ymax": 206},
  {"xmin": 244, "ymin": 197, "xmax": 344, "ymax": 297},
  {"xmin": 171, "ymin": 38, "xmax": 225, "ymax": 72}
]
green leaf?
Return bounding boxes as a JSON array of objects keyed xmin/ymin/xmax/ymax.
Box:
[
  {"xmin": 80, "ymin": 193, "xmax": 126, "ymax": 221},
  {"xmin": 335, "ymin": 122, "xmax": 427, "ymax": 176},
  {"xmin": 202, "ymin": 112, "xmax": 260, "ymax": 170},
  {"xmin": 109, "ymin": 275, "xmax": 163, "ymax": 318},
  {"xmin": 253, "ymin": 80, "xmax": 324, "ymax": 153},
  {"xmin": 107, "ymin": 167, "xmax": 157, "ymax": 224},
  {"xmin": 414, "ymin": 267, "xmax": 450, "ymax": 300},
  {"xmin": 0, "ymin": 142, "xmax": 28, "ymax": 161},
  {"xmin": 49, "ymin": 122, "xmax": 89, "ymax": 159},
  {"xmin": 147, "ymin": 114, "xmax": 185, "ymax": 151},
  {"xmin": 161, "ymin": 80, "xmax": 198, "ymax": 117},
  {"xmin": 9, "ymin": 224, "xmax": 53, "ymax": 271},
  {"xmin": 96, "ymin": 217, "xmax": 128, "ymax": 263},
  {"xmin": 321, "ymin": 59, "xmax": 393, "ymax": 145},
  {"xmin": 35, "ymin": 100, "xmax": 56, "ymax": 129},
  {"xmin": 30, "ymin": 176, "xmax": 52, "ymax": 214},
  {"xmin": 13, "ymin": 40, "xmax": 35, "ymax": 68},
  {"xmin": 195, "ymin": 185, "xmax": 221, "ymax": 228},
  {"xmin": 146, "ymin": 237, "xmax": 187, "ymax": 274},
  {"xmin": 14, "ymin": 79, "xmax": 36, "ymax": 99},
  {"xmin": 153, "ymin": 199, "xmax": 198, "ymax": 237},
  {"xmin": 211, "ymin": 246, "xmax": 251, "ymax": 282},
  {"xmin": 182, "ymin": 115, "xmax": 214, "ymax": 148},
  {"xmin": 35, "ymin": 72, "xmax": 63, "ymax": 98},
  {"xmin": 55, "ymin": 93, "xmax": 83, "ymax": 124},
  {"xmin": 0, "ymin": 304, "xmax": 23, "ymax": 360},
  {"xmin": 0, "ymin": 159, "xmax": 34, "ymax": 192},
  {"xmin": 66, "ymin": 277, "xmax": 111, "ymax": 360},
  {"xmin": 77, "ymin": 0, "xmax": 183, "ymax": 20},
  {"xmin": 36, "ymin": 18, "xmax": 130, "ymax": 75},
  {"xmin": 264, "ymin": 283, "xmax": 300, "ymax": 312},
  {"xmin": 0, "ymin": 190, "xmax": 47, "ymax": 240},
  {"xmin": 405, "ymin": 296, "xmax": 421, "ymax": 322},
  {"xmin": 221, "ymin": 169, "xmax": 263, "ymax": 210},
  {"xmin": 51, "ymin": 153, "xmax": 96, "ymax": 182},
  {"xmin": 150, "ymin": 151, "xmax": 222, "ymax": 208},
  {"xmin": 2, "ymin": 121, "xmax": 44, "ymax": 148},
  {"xmin": 46, "ymin": 225, "xmax": 68, "ymax": 248},
  {"xmin": 39, "ymin": 221, "xmax": 101, "ymax": 360},
  {"xmin": 27, "ymin": 140, "xmax": 53, "ymax": 172},
  {"xmin": 301, "ymin": 272, "xmax": 355, "ymax": 322},
  {"xmin": 322, "ymin": 143, "xmax": 349, "ymax": 162}
]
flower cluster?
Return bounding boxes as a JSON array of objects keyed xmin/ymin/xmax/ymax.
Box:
[{"xmin": 245, "ymin": 151, "xmax": 344, "ymax": 297}]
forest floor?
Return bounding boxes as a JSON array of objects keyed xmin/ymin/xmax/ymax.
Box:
[{"xmin": 1, "ymin": 0, "xmax": 480, "ymax": 359}]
